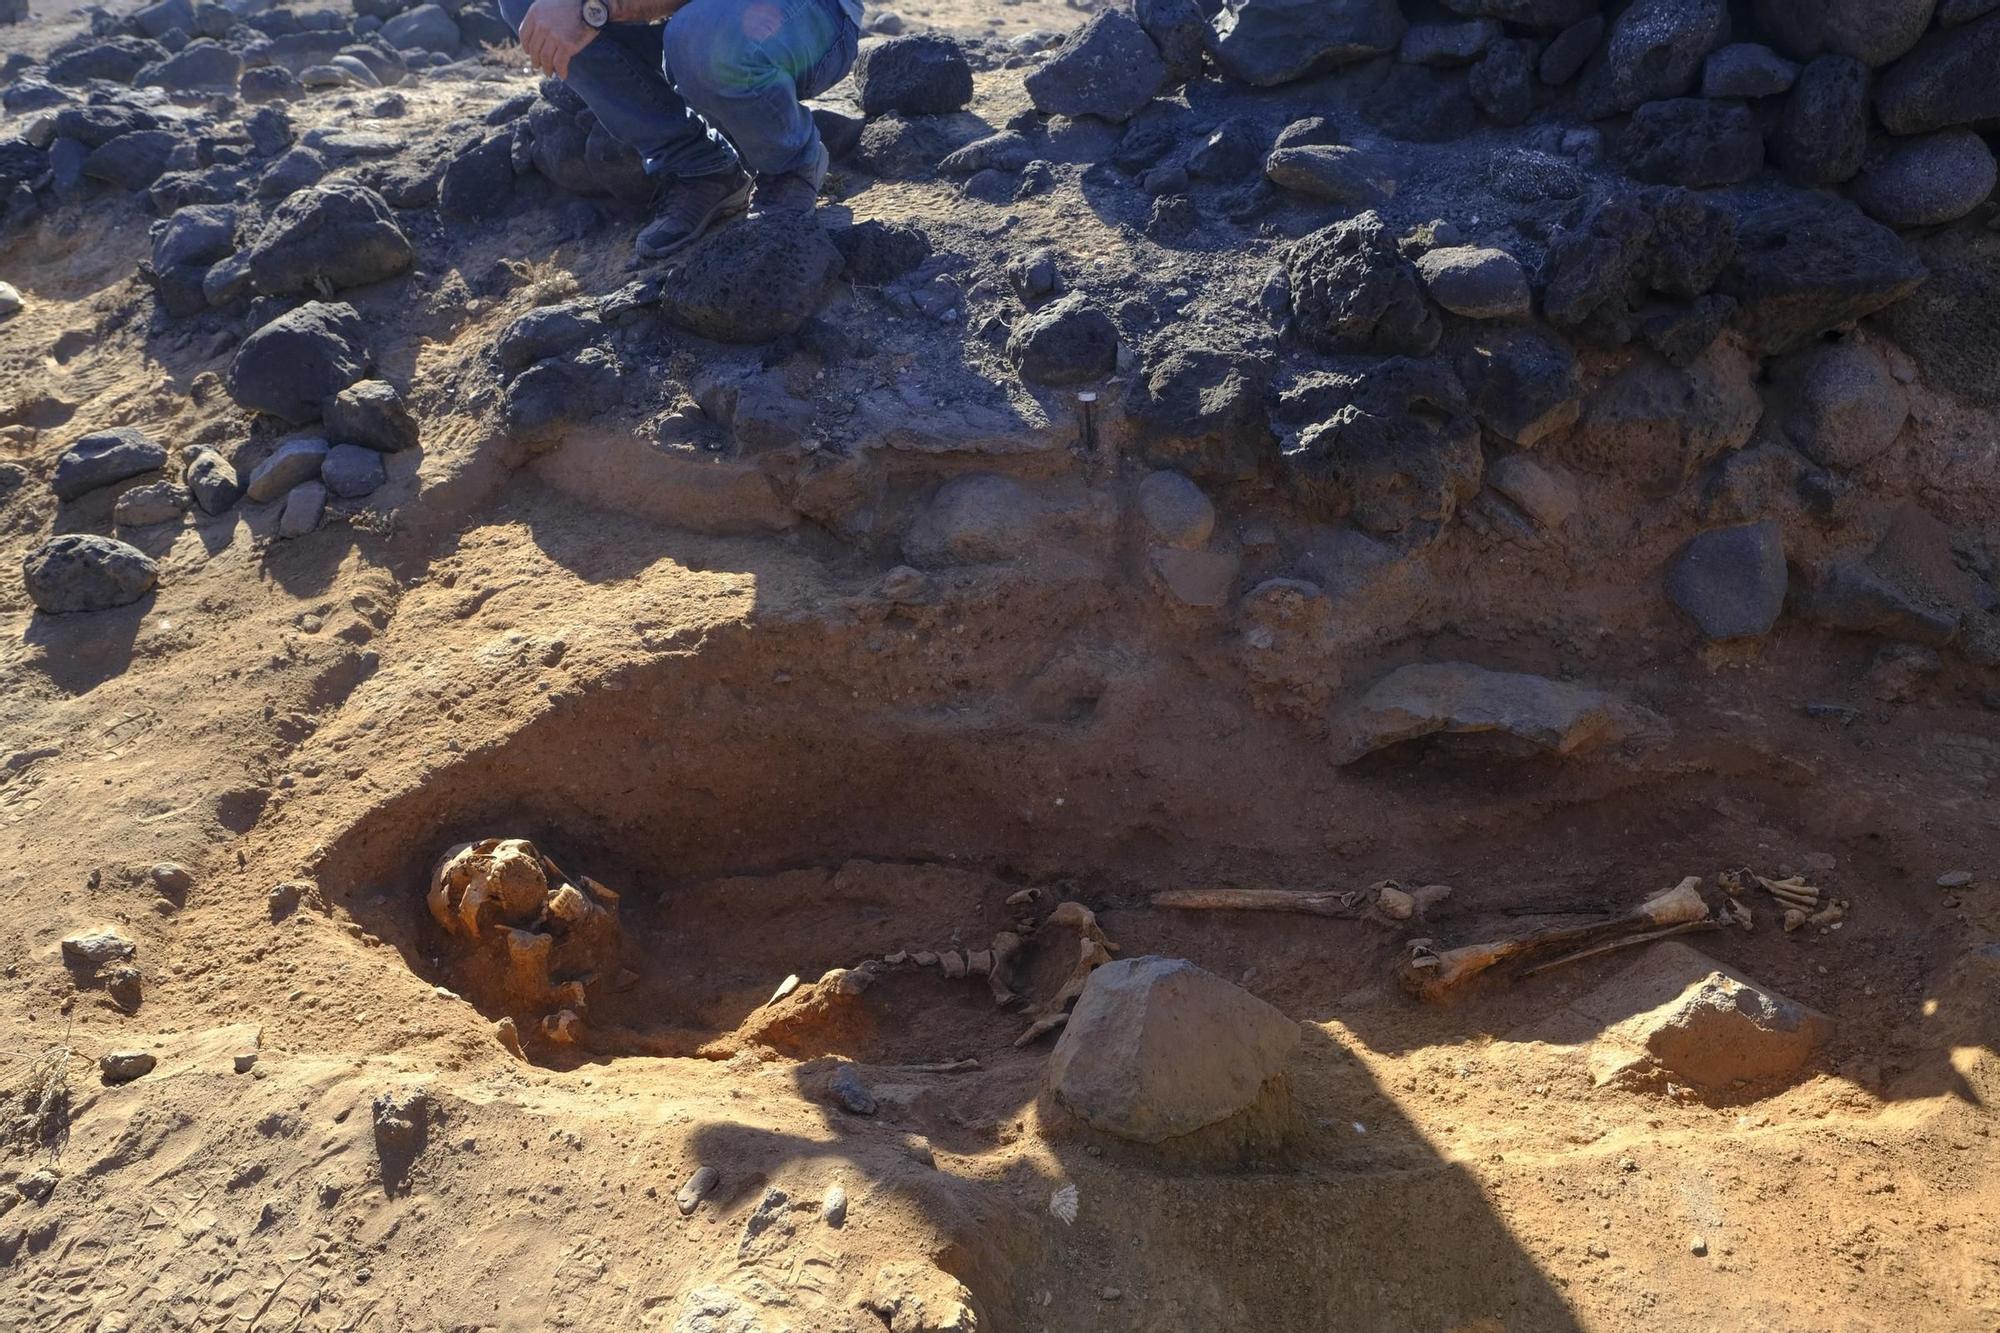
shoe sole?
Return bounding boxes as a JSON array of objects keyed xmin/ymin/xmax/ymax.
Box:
[
  {"xmin": 749, "ymin": 141, "xmax": 832, "ymax": 216},
  {"xmin": 634, "ymin": 185, "xmax": 751, "ymax": 262}
]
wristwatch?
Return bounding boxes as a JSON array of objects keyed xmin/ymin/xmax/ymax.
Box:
[{"xmin": 581, "ymin": 0, "xmax": 609, "ymax": 28}]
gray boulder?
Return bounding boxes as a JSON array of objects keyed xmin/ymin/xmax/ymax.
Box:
[
  {"xmin": 497, "ymin": 301, "xmax": 602, "ymax": 372},
  {"xmin": 1008, "ymin": 293, "xmax": 1117, "ymax": 385},
  {"xmin": 184, "ymin": 447, "xmax": 242, "ymax": 514},
  {"xmin": 1537, "ymin": 15, "xmax": 1602, "ymax": 84},
  {"xmin": 1414, "ymin": 246, "xmax": 1531, "ymax": 319},
  {"xmin": 151, "ymin": 203, "xmax": 236, "ymax": 271},
  {"xmin": 1771, "ymin": 336, "xmax": 1908, "ymax": 471},
  {"xmin": 853, "ymin": 34, "xmax": 971, "ymax": 116},
  {"xmin": 136, "ymin": 38, "xmax": 241, "ymax": 91},
  {"xmin": 114, "ymin": 480, "xmax": 190, "ymax": 527},
  {"xmin": 1773, "ymin": 55, "xmax": 1869, "ymax": 186},
  {"xmin": 1618, "ymin": 98, "xmax": 1764, "ymax": 187},
  {"xmin": 244, "ymin": 182, "xmax": 413, "ymax": 296},
  {"xmin": 1468, "ymin": 36, "xmax": 1539, "ymax": 124},
  {"xmin": 1578, "ymin": 0, "xmax": 1729, "ymax": 117},
  {"xmin": 1334, "ymin": 661, "xmax": 1668, "ymax": 763},
  {"xmin": 278, "ymin": 479, "xmax": 327, "ymax": 536},
  {"xmin": 1400, "ymin": 19, "xmax": 1499, "ymax": 66},
  {"xmin": 1286, "ymin": 211, "xmax": 1440, "ymax": 357},
  {"xmin": 23, "ymin": 535, "xmax": 158, "ymax": 613},
  {"xmin": 1262, "ymin": 144, "xmax": 1399, "ymax": 206},
  {"xmin": 1753, "ymin": 0, "xmax": 1936, "ymax": 68},
  {"xmin": 1047, "ymin": 957, "xmax": 1299, "ymax": 1143},
  {"xmin": 1136, "ymin": 470, "xmax": 1214, "ymax": 549},
  {"xmin": 50, "ymin": 36, "xmax": 166, "ymax": 84},
  {"xmin": 1875, "ymin": 12, "xmax": 2000, "ymax": 134},
  {"xmin": 1701, "ymin": 43, "xmax": 1798, "ymax": 98},
  {"xmin": 246, "ymin": 437, "xmax": 329, "ymax": 502},
  {"xmin": 1791, "ymin": 559, "xmax": 1959, "ymax": 646},
  {"xmin": 83, "ymin": 130, "xmax": 178, "ymax": 189},
  {"xmin": 1207, "ymin": 0, "xmax": 1405, "ymax": 88},
  {"xmin": 323, "ymin": 379, "xmax": 418, "ymax": 451},
  {"xmin": 227, "ymin": 301, "xmax": 370, "ymax": 422},
  {"xmin": 659, "ymin": 211, "xmax": 843, "ymax": 344},
  {"xmin": 53, "ymin": 427, "xmax": 167, "ymax": 500},
  {"xmin": 1715, "ymin": 191, "xmax": 1926, "ymax": 355},
  {"xmin": 1024, "ymin": 11, "xmax": 1165, "ymax": 123},
  {"xmin": 1576, "ymin": 942, "xmax": 1832, "ymax": 1089},
  {"xmin": 1850, "ymin": 129, "xmax": 1998, "ymax": 227},
  {"xmin": 1666, "ymin": 520, "xmax": 1786, "ymax": 640},
  {"xmin": 1454, "ymin": 324, "xmax": 1582, "ymax": 446},
  {"xmin": 1286, "ymin": 358, "xmax": 1482, "ymax": 536},
  {"xmin": 382, "ymin": 3, "xmax": 459, "ymax": 54},
  {"xmin": 322, "ymin": 443, "xmax": 386, "ymax": 498},
  {"xmin": 1136, "ymin": 0, "xmax": 1206, "ymax": 84},
  {"xmin": 1126, "ymin": 339, "xmax": 1277, "ymax": 481}
]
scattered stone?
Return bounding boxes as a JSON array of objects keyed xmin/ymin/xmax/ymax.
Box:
[
  {"xmin": 371, "ymin": 1087, "xmax": 429, "ymax": 1156},
  {"xmin": 438, "ymin": 132, "xmax": 515, "ymax": 223},
  {"xmin": 1454, "ymin": 324, "xmax": 1583, "ymax": 446},
  {"xmin": 1850, "ymin": 130, "xmax": 1998, "ymax": 228},
  {"xmin": 1136, "ymin": 470, "xmax": 1213, "ymax": 549},
  {"xmin": 1578, "ymin": 0, "xmax": 1730, "ymax": 117},
  {"xmin": 677, "ymin": 1164, "xmax": 719, "ymax": 1215},
  {"xmin": 53, "ymin": 427, "xmax": 167, "ymax": 501},
  {"xmin": 826, "ymin": 1063, "xmax": 876, "ymax": 1115},
  {"xmin": 1618, "ymin": 98, "xmax": 1764, "ymax": 188},
  {"xmin": 100, "ymin": 1050, "xmax": 156, "ymax": 1083},
  {"xmin": 1286, "ymin": 211, "xmax": 1440, "ymax": 357},
  {"xmin": 1756, "ymin": 0, "xmax": 1939, "ymax": 68},
  {"xmin": 821, "ymin": 1182, "xmax": 847, "ymax": 1226},
  {"xmin": 1127, "ymin": 338, "xmax": 1276, "ymax": 481},
  {"xmin": 1792, "ymin": 560, "xmax": 1960, "ymax": 646},
  {"xmin": 1702, "ymin": 43, "xmax": 1798, "ymax": 98},
  {"xmin": 184, "ymin": 448, "xmax": 242, "ymax": 514},
  {"xmin": 1208, "ymin": 0, "xmax": 1405, "ymax": 88},
  {"xmin": 1007, "ymin": 293, "xmax": 1117, "ymax": 385},
  {"xmin": 241, "ymin": 65, "xmax": 305, "ymax": 103},
  {"xmin": 137, "ymin": 38, "xmax": 242, "ymax": 92},
  {"xmin": 1334, "ymin": 661, "xmax": 1667, "ymax": 763},
  {"xmin": 854, "ymin": 34, "xmax": 972, "ymax": 116},
  {"xmin": 862, "ymin": 1262, "xmax": 979, "ymax": 1333},
  {"xmin": 1716, "ymin": 191, "xmax": 1926, "ymax": 355},
  {"xmin": 227, "ymin": 301, "xmax": 371, "ymax": 422},
  {"xmin": 1938, "ymin": 870, "xmax": 1974, "ymax": 889},
  {"xmin": 1136, "ymin": 0, "xmax": 1205, "ymax": 84},
  {"xmin": 61, "ymin": 926, "xmax": 136, "ymax": 967},
  {"xmin": 382, "ymin": 2, "xmax": 459, "ymax": 54},
  {"xmin": 1414, "ymin": 246, "xmax": 1530, "ymax": 319},
  {"xmin": 1874, "ymin": 13, "xmax": 2000, "ymax": 134},
  {"xmin": 24, "ymin": 536, "xmax": 158, "ymax": 613},
  {"xmin": 246, "ymin": 438, "xmax": 330, "ymax": 503},
  {"xmin": 151, "ymin": 203, "xmax": 237, "ymax": 273},
  {"xmin": 659, "ymin": 211, "xmax": 843, "ymax": 344},
  {"xmin": 1773, "ymin": 55, "xmax": 1869, "ymax": 186},
  {"xmin": 244, "ymin": 182, "xmax": 413, "ymax": 297},
  {"xmin": 1771, "ymin": 337, "xmax": 1908, "ymax": 471},
  {"xmin": 1486, "ymin": 453, "xmax": 1578, "ymax": 529},
  {"xmin": 1579, "ymin": 941, "xmax": 1832, "ymax": 1089},
  {"xmin": 1024, "ymin": 10, "xmax": 1165, "ymax": 124},
  {"xmin": 323, "ymin": 379, "xmax": 418, "ymax": 452},
  {"xmin": 17, "ymin": 1168, "xmax": 59, "ymax": 1203},
  {"xmin": 83, "ymin": 129, "xmax": 179, "ymax": 190},
  {"xmin": 1287, "ymin": 360, "xmax": 1481, "ymax": 535},
  {"xmin": 1149, "ymin": 547, "xmax": 1240, "ymax": 607},
  {"xmin": 1468, "ymin": 37, "xmax": 1539, "ymax": 125},
  {"xmin": 1401, "ymin": 19, "xmax": 1499, "ymax": 66},
  {"xmin": 498, "ymin": 302, "xmax": 603, "ymax": 373},
  {"xmin": 0, "ymin": 281, "xmax": 19, "ymax": 318},
  {"xmin": 1262, "ymin": 144, "xmax": 1399, "ymax": 207},
  {"xmin": 321, "ymin": 443, "xmax": 386, "ymax": 499},
  {"xmin": 1666, "ymin": 520, "xmax": 1787, "ymax": 640},
  {"xmin": 51, "ymin": 36, "xmax": 167, "ymax": 85},
  {"xmin": 1047, "ymin": 955, "xmax": 1298, "ymax": 1143},
  {"xmin": 1538, "ymin": 15, "xmax": 1602, "ymax": 85},
  {"xmin": 114, "ymin": 480, "xmax": 190, "ymax": 528}
]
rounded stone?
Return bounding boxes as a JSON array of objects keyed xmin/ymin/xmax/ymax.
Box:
[
  {"xmin": 1135, "ymin": 470, "xmax": 1215, "ymax": 549},
  {"xmin": 1665, "ymin": 519, "xmax": 1787, "ymax": 640},
  {"xmin": 1414, "ymin": 245, "xmax": 1531, "ymax": 318},
  {"xmin": 1850, "ymin": 129, "xmax": 1998, "ymax": 228},
  {"xmin": 22, "ymin": 535, "xmax": 159, "ymax": 613}
]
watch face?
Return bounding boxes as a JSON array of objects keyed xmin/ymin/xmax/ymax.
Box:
[{"xmin": 582, "ymin": 0, "xmax": 608, "ymax": 25}]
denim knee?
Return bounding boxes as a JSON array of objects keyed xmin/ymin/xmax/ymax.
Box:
[
  {"xmin": 497, "ymin": 0, "xmax": 533, "ymax": 36},
  {"xmin": 661, "ymin": 0, "xmax": 765, "ymax": 101}
]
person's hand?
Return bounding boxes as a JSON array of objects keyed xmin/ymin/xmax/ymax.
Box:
[{"xmin": 518, "ymin": 0, "xmax": 598, "ymax": 80}]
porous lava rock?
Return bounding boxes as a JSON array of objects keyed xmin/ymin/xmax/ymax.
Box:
[
  {"xmin": 244, "ymin": 182, "xmax": 413, "ymax": 296},
  {"xmin": 659, "ymin": 212, "xmax": 844, "ymax": 344},
  {"xmin": 227, "ymin": 301, "xmax": 371, "ymax": 422},
  {"xmin": 1285, "ymin": 211, "xmax": 1440, "ymax": 357},
  {"xmin": 22, "ymin": 535, "xmax": 158, "ymax": 613}
]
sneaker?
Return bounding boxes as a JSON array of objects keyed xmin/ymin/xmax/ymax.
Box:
[
  {"xmin": 634, "ymin": 167, "xmax": 751, "ymax": 261},
  {"xmin": 750, "ymin": 139, "xmax": 830, "ymax": 216}
]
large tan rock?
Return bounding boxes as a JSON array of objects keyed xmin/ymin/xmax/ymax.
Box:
[
  {"xmin": 1047, "ymin": 956, "xmax": 1299, "ymax": 1143},
  {"xmin": 1578, "ymin": 942, "xmax": 1832, "ymax": 1089}
]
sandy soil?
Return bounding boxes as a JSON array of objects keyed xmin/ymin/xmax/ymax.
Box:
[{"xmin": 2, "ymin": 0, "xmax": 2000, "ymax": 1330}]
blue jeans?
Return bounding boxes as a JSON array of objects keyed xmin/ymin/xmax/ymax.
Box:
[{"xmin": 500, "ymin": 0, "xmax": 858, "ymax": 178}]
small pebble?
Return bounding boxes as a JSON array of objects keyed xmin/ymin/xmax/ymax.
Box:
[
  {"xmin": 676, "ymin": 1165, "xmax": 719, "ymax": 1216},
  {"xmin": 1690, "ymin": 1235, "xmax": 1708, "ymax": 1256},
  {"xmin": 822, "ymin": 1183, "xmax": 847, "ymax": 1226},
  {"xmin": 1937, "ymin": 870, "xmax": 1974, "ymax": 889}
]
